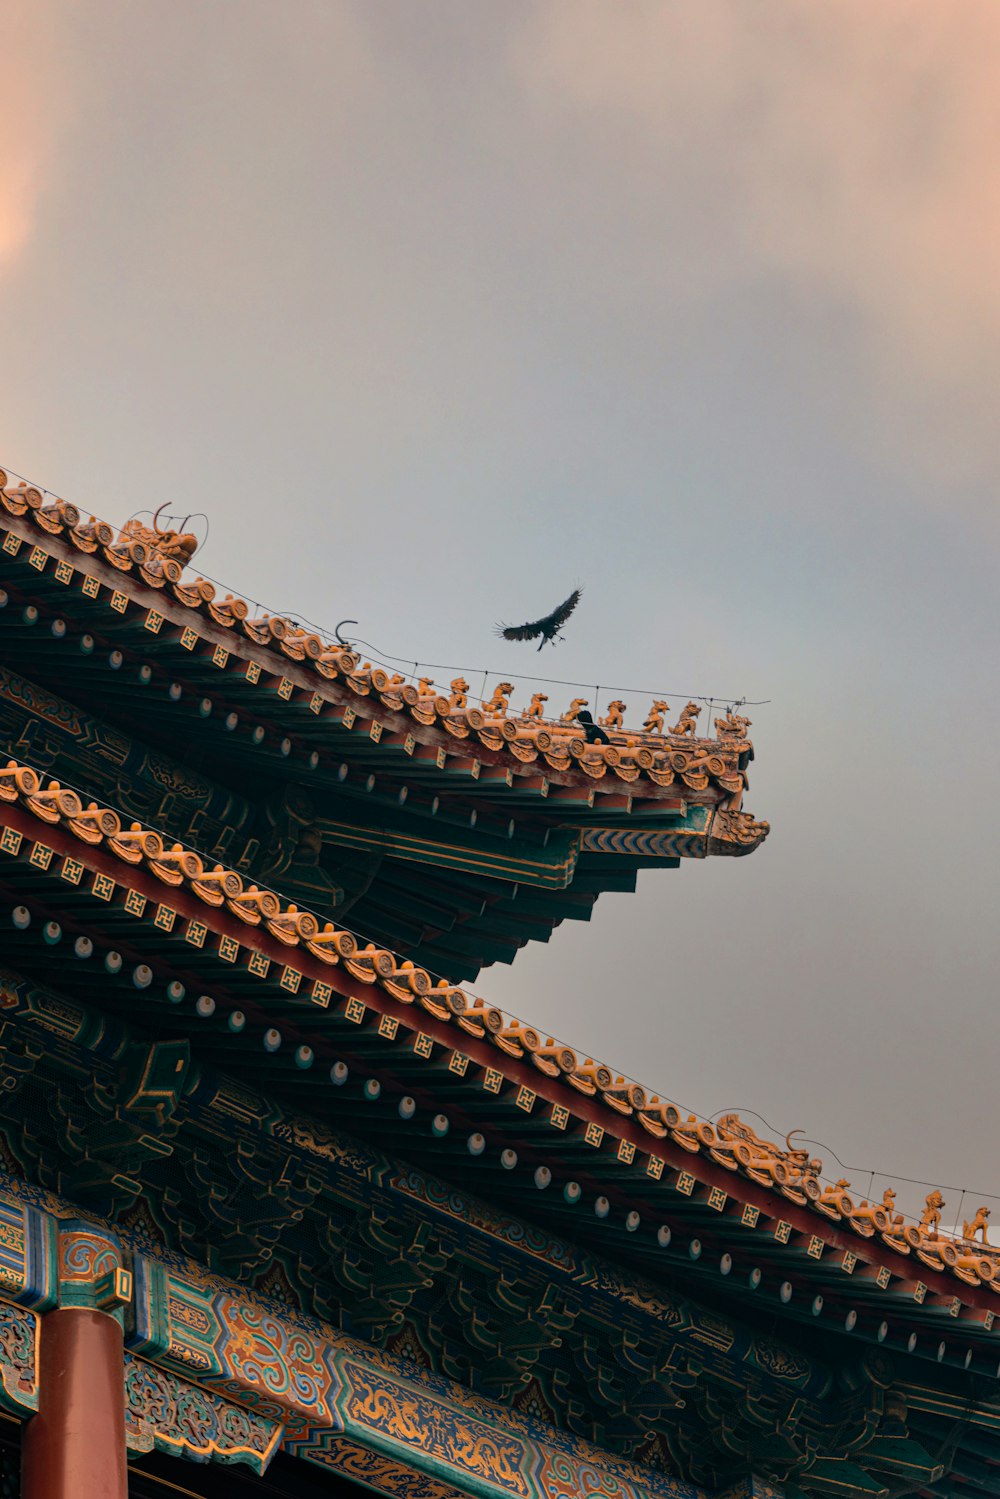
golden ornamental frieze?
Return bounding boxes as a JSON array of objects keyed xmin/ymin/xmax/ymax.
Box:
[{"xmin": 341, "ymin": 1361, "xmax": 530, "ymax": 1495}]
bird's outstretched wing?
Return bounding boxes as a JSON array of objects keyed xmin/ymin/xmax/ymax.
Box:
[
  {"xmin": 497, "ymin": 617, "xmax": 544, "ymax": 642},
  {"xmin": 546, "ymin": 587, "xmax": 582, "ymax": 632},
  {"xmin": 496, "ymin": 588, "xmax": 582, "ymax": 643}
]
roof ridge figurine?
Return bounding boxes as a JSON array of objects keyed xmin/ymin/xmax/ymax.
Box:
[
  {"xmin": 669, "ymin": 702, "xmax": 701, "ymax": 736},
  {"xmin": 643, "ymin": 699, "xmax": 670, "ymax": 734},
  {"xmin": 117, "ymin": 504, "xmax": 199, "ymax": 566}
]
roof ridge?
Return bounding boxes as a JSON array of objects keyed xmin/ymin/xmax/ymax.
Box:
[{"xmin": 0, "ymin": 471, "xmax": 768, "ymax": 811}]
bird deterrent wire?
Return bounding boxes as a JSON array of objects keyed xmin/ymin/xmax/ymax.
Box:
[
  {"xmin": 710, "ymin": 1107, "xmax": 1000, "ymax": 1222},
  {"xmin": 340, "ymin": 634, "xmax": 770, "ymax": 712},
  {"xmin": 0, "ymin": 462, "xmax": 770, "ymax": 715}
]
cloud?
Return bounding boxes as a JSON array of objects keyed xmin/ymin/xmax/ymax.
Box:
[
  {"xmin": 512, "ymin": 1, "xmax": 1000, "ymax": 484},
  {"xmin": 0, "ymin": 8, "xmax": 70, "ymax": 271}
]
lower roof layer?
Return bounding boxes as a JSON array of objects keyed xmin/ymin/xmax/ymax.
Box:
[{"xmin": 0, "ymin": 752, "xmax": 994, "ymax": 1342}]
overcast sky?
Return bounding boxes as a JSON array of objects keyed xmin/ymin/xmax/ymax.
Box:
[{"xmin": 3, "ymin": 1, "xmax": 999, "ymax": 1226}]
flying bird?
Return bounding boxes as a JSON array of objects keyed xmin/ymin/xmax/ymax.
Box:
[{"xmin": 496, "ymin": 588, "xmax": 582, "ymax": 651}]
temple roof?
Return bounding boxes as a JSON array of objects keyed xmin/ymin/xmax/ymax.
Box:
[
  {"xmin": 0, "ymin": 751, "xmax": 995, "ymax": 1333},
  {"xmin": 2, "ymin": 476, "xmax": 997, "ymax": 1499},
  {"xmin": 0, "ymin": 470, "xmax": 990, "ymax": 1321},
  {"xmin": 0, "ymin": 472, "xmax": 767, "ymax": 977},
  {"xmin": 0, "ymin": 473, "xmax": 995, "ymax": 1496},
  {"xmin": 0, "ymin": 474, "xmax": 766, "ymax": 805}
]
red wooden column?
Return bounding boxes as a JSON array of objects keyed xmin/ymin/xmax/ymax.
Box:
[{"xmin": 22, "ymin": 1307, "xmax": 128, "ymax": 1499}]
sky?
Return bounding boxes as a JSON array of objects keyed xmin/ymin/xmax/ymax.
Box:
[{"xmin": 2, "ymin": 0, "xmax": 999, "ymax": 1227}]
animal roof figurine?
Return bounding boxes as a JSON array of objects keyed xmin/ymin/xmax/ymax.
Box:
[
  {"xmin": 643, "ymin": 700, "xmax": 669, "ymax": 734},
  {"xmin": 964, "ymin": 1206, "xmax": 991, "ymax": 1245},
  {"xmin": 118, "ymin": 504, "xmax": 198, "ymax": 566},
  {"xmin": 482, "ymin": 682, "xmax": 515, "ymax": 716},
  {"xmin": 669, "ymin": 702, "xmax": 701, "ymax": 737}
]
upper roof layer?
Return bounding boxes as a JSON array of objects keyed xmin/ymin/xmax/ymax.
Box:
[
  {"xmin": 0, "ymin": 472, "xmax": 768, "ymax": 977},
  {"xmin": 0, "ymin": 474, "xmax": 769, "ymax": 811}
]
